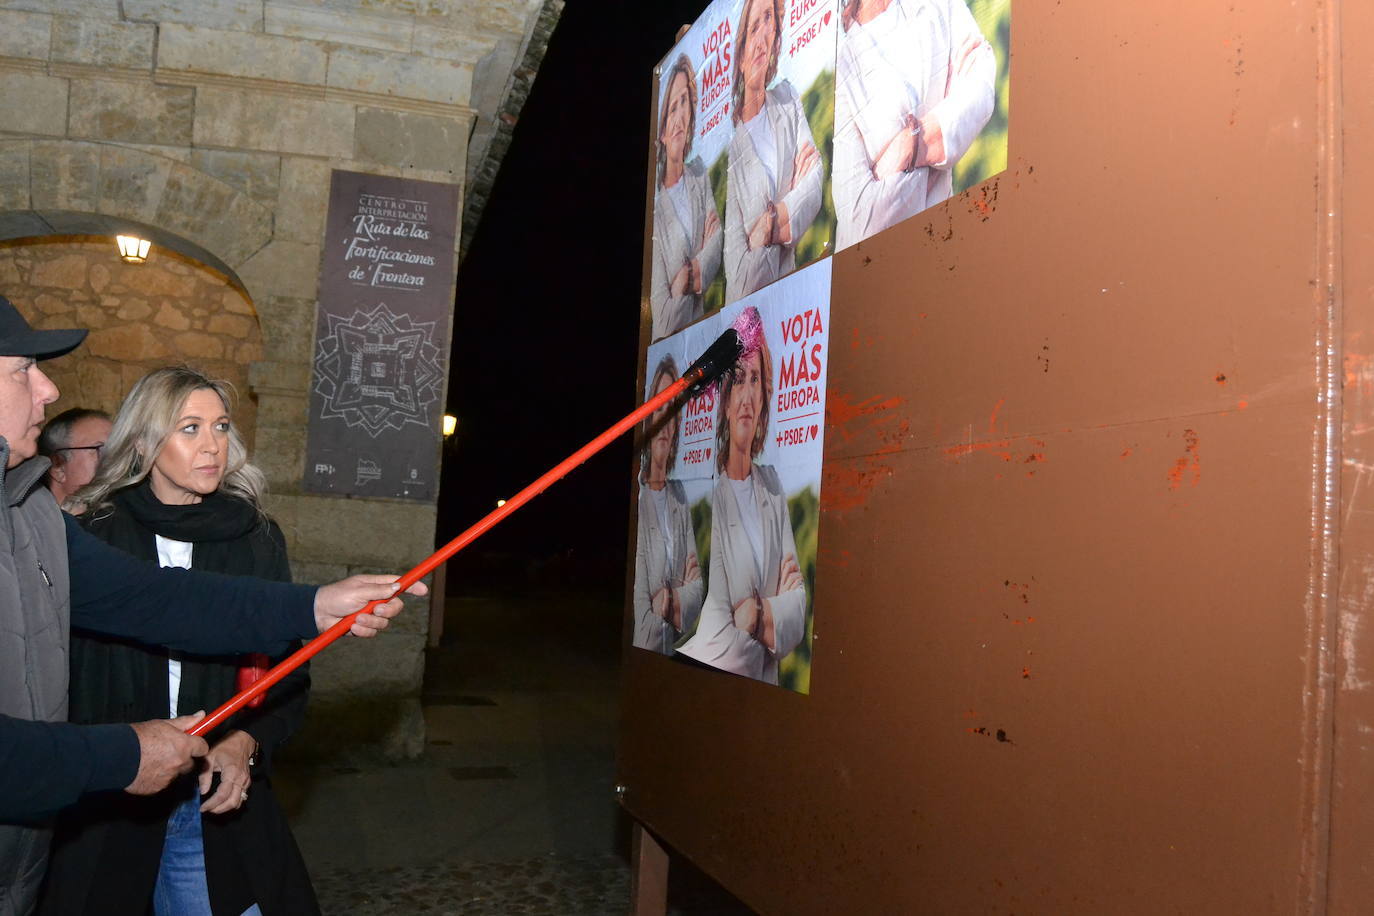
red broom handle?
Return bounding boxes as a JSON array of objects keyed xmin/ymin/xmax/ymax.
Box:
[{"xmin": 188, "ymin": 372, "xmax": 701, "ymax": 737}]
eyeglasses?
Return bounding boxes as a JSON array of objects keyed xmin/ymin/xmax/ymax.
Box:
[{"xmin": 56, "ymin": 443, "xmax": 104, "ymax": 458}]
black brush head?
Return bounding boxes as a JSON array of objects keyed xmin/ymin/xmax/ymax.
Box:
[{"xmin": 684, "ymin": 328, "xmax": 744, "ymax": 395}]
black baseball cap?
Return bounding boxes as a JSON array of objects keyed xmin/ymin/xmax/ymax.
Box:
[{"xmin": 0, "ymin": 295, "xmax": 86, "ymax": 360}]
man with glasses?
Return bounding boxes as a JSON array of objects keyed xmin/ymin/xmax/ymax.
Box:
[{"xmin": 38, "ymin": 407, "xmax": 111, "ymax": 513}]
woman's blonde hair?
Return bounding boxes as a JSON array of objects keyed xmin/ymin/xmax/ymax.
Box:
[{"xmin": 77, "ymin": 366, "xmax": 266, "ymax": 514}]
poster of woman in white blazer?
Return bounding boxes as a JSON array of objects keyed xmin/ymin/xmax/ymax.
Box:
[
  {"xmin": 723, "ymin": 0, "xmax": 835, "ymax": 304},
  {"xmin": 677, "ymin": 304, "xmax": 808, "ymax": 685},
  {"xmin": 651, "ymin": 53, "xmax": 725, "ymax": 343},
  {"xmin": 632, "ymin": 352, "xmax": 705, "ymax": 653},
  {"xmin": 832, "ymin": 0, "xmax": 1003, "ymax": 249}
]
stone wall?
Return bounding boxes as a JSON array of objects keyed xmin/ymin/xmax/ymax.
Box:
[
  {"xmin": 0, "ymin": 0, "xmax": 555, "ymax": 759},
  {"xmin": 0, "ymin": 237, "xmax": 262, "ymax": 439}
]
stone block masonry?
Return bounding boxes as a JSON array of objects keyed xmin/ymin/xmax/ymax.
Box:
[
  {"xmin": 0, "ymin": 238, "xmax": 263, "ymax": 445},
  {"xmin": 0, "ymin": 0, "xmax": 563, "ymax": 762}
]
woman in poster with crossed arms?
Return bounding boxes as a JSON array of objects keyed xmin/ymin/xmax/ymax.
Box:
[
  {"xmin": 651, "ymin": 54, "xmax": 724, "ymax": 342},
  {"xmin": 678, "ymin": 307, "xmax": 806, "ymax": 684},
  {"xmin": 832, "ymin": 0, "xmax": 996, "ymax": 248},
  {"xmin": 633, "ymin": 354, "xmax": 704, "ymax": 653},
  {"xmin": 723, "ymin": 0, "xmax": 824, "ymax": 304}
]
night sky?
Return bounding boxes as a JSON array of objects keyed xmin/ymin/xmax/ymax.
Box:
[{"xmin": 438, "ymin": 0, "xmax": 708, "ymax": 585}]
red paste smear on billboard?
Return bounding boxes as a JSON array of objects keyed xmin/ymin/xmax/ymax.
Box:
[
  {"xmin": 825, "ymin": 393, "xmax": 903, "ymax": 445},
  {"xmin": 943, "ymin": 436, "xmax": 1048, "ymax": 468},
  {"xmin": 822, "ymin": 462, "xmax": 891, "ymax": 512},
  {"xmin": 1166, "ymin": 428, "xmax": 1201, "ymax": 490},
  {"xmin": 821, "ymin": 391, "xmax": 909, "ymax": 512}
]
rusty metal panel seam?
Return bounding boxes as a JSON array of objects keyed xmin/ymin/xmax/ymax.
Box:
[{"xmin": 1300, "ymin": 0, "xmax": 1344, "ymax": 911}]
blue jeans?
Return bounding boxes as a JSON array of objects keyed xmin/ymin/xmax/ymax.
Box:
[{"xmin": 154, "ymin": 788, "xmax": 262, "ymax": 916}]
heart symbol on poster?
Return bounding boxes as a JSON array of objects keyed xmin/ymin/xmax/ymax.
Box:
[
  {"xmin": 705, "ymin": 448, "xmax": 712, "ymax": 461},
  {"xmin": 823, "ymin": 10, "xmax": 832, "ymax": 26},
  {"xmin": 809, "ymin": 425, "xmax": 819, "ymax": 441}
]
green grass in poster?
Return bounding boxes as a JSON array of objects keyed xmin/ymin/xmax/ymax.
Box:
[
  {"xmin": 953, "ymin": 0, "xmax": 1012, "ymax": 193},
  {"xmin": 674, "ymin": 496, "xmax": 713, "ymax": 647},
  {"xmin": 704, "ymin": 152, "xmax": 729, "ymax": 314},
  {"xmin": 795, "ymin": 69, "xmax": 836, "ymax": 269},
  {"xmin": 778, "ymin": 486, "xmax": 819, "ymax": 695},
  {"xmin": 679, "ymin": 487, "xmax": 817, "ymax": 694}
]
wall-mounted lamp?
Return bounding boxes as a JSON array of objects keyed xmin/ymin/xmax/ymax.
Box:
[
  {"xmin": 442, "ymin": 414, "xmax": 457, "ymax": 437},
  {"xmin": 116, "ymin": 235, "xmax": 151, "ymax": 264}
]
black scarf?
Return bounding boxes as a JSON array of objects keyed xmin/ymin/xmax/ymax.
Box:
[
  {"xmin": 100, "ymin": 480, "xmax": 265, "ymax": 554},
  {"xmin": 69, "ymin": 483, "xmax": 286, "ymax": 727}
]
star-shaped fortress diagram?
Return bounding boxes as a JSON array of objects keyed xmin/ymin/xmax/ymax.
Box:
[{"xmin": 313, "ymin": 303, "xmax": 444, "ymax": 438}]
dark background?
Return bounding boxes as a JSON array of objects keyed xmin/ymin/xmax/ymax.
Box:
[{"xmin": 438, "ymin": 0, "xmax": 708, "ymax": 591}]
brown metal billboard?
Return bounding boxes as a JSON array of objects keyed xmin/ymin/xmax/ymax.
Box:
[{"xmin": 618, "ymin": 0, "xmax": 1369, "ymax": 912}]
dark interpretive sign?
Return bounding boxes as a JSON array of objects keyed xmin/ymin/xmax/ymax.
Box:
[{"xmin": 304, "ymin": 169, "xmax": 459, "ymax": 500}]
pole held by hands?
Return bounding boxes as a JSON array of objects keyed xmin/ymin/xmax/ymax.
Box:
[{"xmin": 188, "ymin": 328, "xmax": 744, "ymax": 737}]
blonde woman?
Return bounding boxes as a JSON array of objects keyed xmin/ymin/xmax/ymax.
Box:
[
  {"xmin": 42, "ymin": 367, "xmax": 317, "ymax": 916},
  {"xmin": 632, "ymin": 354, "xmax": 703, "ymax": 653},
  {"xmin": 678, "ymin": 309, "xmax": 806, "ymax": 683}
]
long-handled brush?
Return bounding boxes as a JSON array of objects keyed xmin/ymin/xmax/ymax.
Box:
[{"xmin": 188, "ymin": 326, "xmax": 746, "ymax": 737}]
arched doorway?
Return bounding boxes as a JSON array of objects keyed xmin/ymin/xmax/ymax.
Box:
[
  {"xmin": 0, "ymin": 141, "xmax": 282, "ymax": 442},
  {"xmin": 0, "ymin": 229, "xmax": 265, "ymax": 447}
]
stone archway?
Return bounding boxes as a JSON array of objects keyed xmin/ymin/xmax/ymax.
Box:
[
  {"xmin": 0, "ymin": 140, "xmax": 274, "ymax": 287},
  {"xmin": 0, "ymin": 140, "xmax": 288, "ymax": 446},
  {"xmin": 0, "ymin": 235, "xmax": 266, "ymax": 445}
]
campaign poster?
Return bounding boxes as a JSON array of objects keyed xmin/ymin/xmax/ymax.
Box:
[
  {"xmin": 635, "ymin": 259, "xmax": 829, "ymax": 695},
  {"xmin": 649, "ymin": 0, "xmax": 737, "ymax": 343},
  {"xmin": 303, "ymin": 170, "xmax": 459, "ymax": 500},
  {"xmin": 722, "ymin": 0, "xmax": 838, "ymax": 306},
  {"xmin": 632, "ymin": 332, "xmax": 710, "ymax": 656},
  {"xmin": 832, "ymin": 0, "xmax": 1012, "ymax": 250}
]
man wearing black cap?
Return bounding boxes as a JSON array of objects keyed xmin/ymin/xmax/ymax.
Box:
[{"xmin": 0, "ymin": 295, "xmax": 425, "ymax": 913}]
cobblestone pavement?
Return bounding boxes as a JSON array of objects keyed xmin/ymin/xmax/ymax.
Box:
[
  {"xmin": 277, "ymin": 589, "xmax": 753, "ymax": 916},
  {"xmin": 309, "ymin": 853, "xmax": 752, "ymax": 915},
  {"xmin": 310, "ymin": 855, "xmax": 630, "ymax": 915}
]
